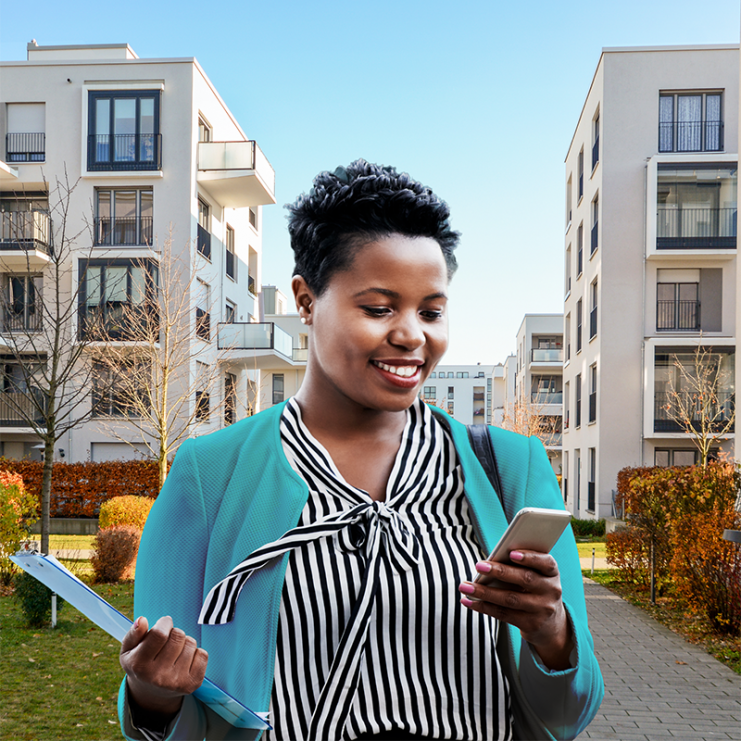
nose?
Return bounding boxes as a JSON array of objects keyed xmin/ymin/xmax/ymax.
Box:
[{"xmin": 388, "ymin": 310, "xmax": 425, "ymax": 350}]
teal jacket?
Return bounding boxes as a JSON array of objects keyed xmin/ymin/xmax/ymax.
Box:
[{"xmin": 119, "ymin": 403, "xmax": 604, "ymax": 741}]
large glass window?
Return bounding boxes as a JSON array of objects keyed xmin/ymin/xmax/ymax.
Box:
[
  {"xmin": 657, "ymin": 164, "xmax": 737, "ymax": 249},
  {"xmin": 657, "ymin": 282, "xmax": 700, "ymax": 331},
  {"xmin": 272, "ymin": 373, "xmax": 285, "ymax": 405},
  {"xmin": 79, "ymin": 259, "xmax": 158, "ymax": 340},
  {"xmin": 2, "ymin": 274, "xmax": 42, "ymax": 332},
  {"xmin": 92, "ymin": 359, "xmax": 149, "ymax": 417},
  {"xmin": 225, "ymin": 225, "xmax": 236, "ymax": 279},
  {"xmin": 94, "ymin": 188, "xmax": 153, "ymax": 246},
  {"xmin": 659, "ymin": 92, "xmax": 723, "ymax": 153}
]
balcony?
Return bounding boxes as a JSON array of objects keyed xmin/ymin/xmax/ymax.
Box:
[
  {"xmin": 531, "ymin": 348, "xmax": 563, "ymax": 363},
  {"xmin": 531, "ymin": 391, "xmax": 563, "ymax": 405},
  {"xmin": 657, "ymin": 206, "xmax": 736, "ymax": 250},
  {"xmin": 657, "ymin": 300, "xmax": 700, "ymax": 332},
  {"xmin": 6, "ymin": 132, "xmax": 45, "ymax": 163},
  {"xmin": 0, "ymin": 389, "xmax": 46, "ymax": 428},
  {"xmin": 2, "ymin": 300, "xmax": 43, "ymax": 332},
  {"xmin": 292, "ymin": 347, "xmax": 309, "ymax": 362},
  {"xmin": 197, "ymin": 141, "xmax": 276, "ymax": 208},
  {"xmin": 217, "ymin": 321, "xmax": 304, "ymax": 370},
  {"xmin": 87, "ymin": 134, "xmax": 162, "ymax": 171},
  {"xmin": 654, "ymin": 391, "xmax": 734, "ymax": 433},
  {"xmin": 78, "ymin": 303, "xmax": 159, "ymax": 342},
  {"xmin": 473, "ymin": 392, "xmax": 486, "ymax": 401},
  {"xmin": 0, "ymin": 211, "xmax": 52, "ymax": 267},
  {"xmin": 94, "ymin": 217, "xmax": 153, "ymax": 247},
  {"xmin": 659, "ymin": 120, "xmax": 723, "ymax": 154},
  {"xmin": 197, "ymin": 224, "xmax": 211, "ymax": 260}
]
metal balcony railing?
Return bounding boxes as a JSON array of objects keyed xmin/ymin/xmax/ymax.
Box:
[
  {"xmin": 531, "ymin": 348, "xmax": 563, "ymax": 363},
  {"xmin": 575, "ymin": 399, "xmax": 582, "ymax": 428},
  {"xmin": 577, "ymin": 246, "xmax": 583, "ymax": 275},
  {"xmin": 87, "ymin": 133, "xmax": 162, "ymax": 171},
  {"xmin": 94, "ymin": 216, "xmax": 153, "ymax": 246},
  {"xmin": 590, "ymin": 306, "xmax": 597, "ymax": 339},
  {"xmin": 217, "ymin": 322, "xmax": 293, "ymax": 358},
  {"xmin": 0, "ymin": 211, "xmax": 52, "ymax": 255},
  {"xmin": 0, "ymin": 389, "xmax": 46, "ymax": 426},
  {"xmin": 658, "ymin": 120, "xmax": 723, "ymax": 153},
  {"xmin": 657, "ymin": 206, "xmax": 736, "ymax": 249},
  {"xmin": 2, "ymin": 301, "xmax": 43, "ymax": 332},
  {"xmin": 657, "ymin": 300, "xmax": 701, "ymax": 331},
  {"xmin": 654, "ymin": 391, "xmax": 734, "ymax": 433},
  {"xmin": 592, "ymin": 135, "xmax": 599, "ymax": 169},
  {"xmin": 589, "ymin": 392, "xmax": 597, "ymax": 423},
  {"xmin": 78, "ymin": 303, "xmax": 159, "ymax": 342},
  {"xmin": 6, "ymin": 132, "xmax": 45, "ymax": 162},
  {"xmin": 197, "ymin": 224, "xmax": 211, "ymax": 259},
  {"xmin": 578, "ymin": 172, "xmax": 584, "ymax": 200},
  {"xmin": 591, "ymin": 222, "xmax": 598, "ymax": 253}
]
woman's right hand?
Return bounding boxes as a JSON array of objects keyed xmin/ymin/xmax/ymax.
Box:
[{"xmin": 120, "ymin": 615, "xmax": 209, "ymax": 720}]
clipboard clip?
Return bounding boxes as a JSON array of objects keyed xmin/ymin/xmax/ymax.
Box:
[{"xmin": 15, "ymin": 543, "xmax": 40, "ymax": 556}]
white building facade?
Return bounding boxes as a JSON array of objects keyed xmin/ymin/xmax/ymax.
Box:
[
  {"xmin": 422, "ymin": 364, "xmax": 495, "ymax": 426},
  {"xmin": 563, "ymin": 45, "xmax": 738, "ymax": 519},
  {"xmin": 0, "ymin": 42, "xmax": 275, "ymax": 462}
]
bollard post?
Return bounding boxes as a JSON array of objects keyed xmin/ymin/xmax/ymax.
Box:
[
  {"xmin": 51, "ymin": 592, "xmax": 57, "ymax": 628},
  {"xmin": 591, "ymin": 547, "xmax": 595, "ymax": 575}
]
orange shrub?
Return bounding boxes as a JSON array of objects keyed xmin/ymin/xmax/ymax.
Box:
[
  {"xmin": 99, "ymin": 495, "xmax": 154, "ymax": 531},
  {"xmin": 91, "ymin": 526, "xmax": 140, "ymax": 583},
  {"xmin": 0, "ymin": 470, "xmax": 39, "ymax": 585},
  {"xmin": 606, "ymin": 527, "xmax": 648, "ymax": 585},
  {"xmin": 0, "ymin": 458, "xmax": 163, "ymax": 518}
]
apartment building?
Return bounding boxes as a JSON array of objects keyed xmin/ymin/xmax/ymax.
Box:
[
  {"xmin": 0, "ymin": 42, "xmax": 276, "ymax": 462},
  {"xmin": 421, "ymin": 364, "xmax": 495, "ymax": 425},
  {"xmin": 563, "ymin": 45, "xmax": 738, "ymax": 519}
]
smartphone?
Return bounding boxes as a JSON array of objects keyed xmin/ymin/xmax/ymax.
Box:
[{"xmin": 474, "ymin": 507, "xmax": 572, "ymax": 589}]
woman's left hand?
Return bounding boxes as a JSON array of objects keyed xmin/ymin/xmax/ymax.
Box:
[{"xmin": 458, "ymin": 550, "xmax": 574, "ymax": 671}]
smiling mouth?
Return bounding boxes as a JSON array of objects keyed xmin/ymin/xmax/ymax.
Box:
[{"xmin": 371, "ymin": 361, "xmax": 421, "ymax": 378}]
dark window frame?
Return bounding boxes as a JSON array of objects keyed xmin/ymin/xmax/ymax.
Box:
[{"xmin": 94, "ymin": 187, "xmax": 153, "ymax": 246}]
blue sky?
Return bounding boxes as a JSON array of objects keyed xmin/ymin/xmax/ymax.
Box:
[{"xmin": 1, "ymin": 1, "xmax": 739, "ymax": 363}]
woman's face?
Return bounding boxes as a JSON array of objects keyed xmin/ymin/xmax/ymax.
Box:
[{"xmin": 297, "ymin": 234, "xmax": 449, "ymax": 413}]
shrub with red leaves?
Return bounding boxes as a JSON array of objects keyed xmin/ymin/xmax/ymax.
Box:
[{"xmin": 91, "ymin": 526, "xmax": 140, "ymax": 584}]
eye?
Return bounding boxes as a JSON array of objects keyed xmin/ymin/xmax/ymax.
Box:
[
  {"xmin": 362, "ymin": 306, "xmax": 391, "ymax": 317},
  {"xmin": 420, "ymin": 310, "xmax": 443, "ymax": 321}
]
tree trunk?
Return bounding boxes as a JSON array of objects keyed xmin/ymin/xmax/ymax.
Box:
[
  {"xmin": 159, "ymin": 450, "xmax": 168, "ymax": 489},
  {"xmin": 40, "ymin": 438, "xmax": 54, "ymax": 555}
]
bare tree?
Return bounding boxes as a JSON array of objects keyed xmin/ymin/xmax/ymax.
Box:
[
  {"xmin": 501, "ymin": 388, "xmax": 562, "ymax": 450},
  {"xmin": 90, "ymin": 233, "xmax": 246, "ymax": 488},
  {"xmin": 661, "ymin": 343, "xmax": 735, "ymax": 469},
  {"xmin": 0, "ymin": 172, "xmax": 111, "ymax": 555}
]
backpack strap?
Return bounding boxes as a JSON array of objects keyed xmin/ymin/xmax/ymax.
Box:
[{"xmin": 466, "ymin": 424, "xmax": 505, "ymax": 511}]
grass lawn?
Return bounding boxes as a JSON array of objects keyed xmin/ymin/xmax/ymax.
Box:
[
  {"xmin": 27, "ymin": 535, "xmax": 96, "ymax": 552},
  {"xmin": 587, "ymin": 569, "xmax": 741, "ymax": 675},
  {"xmin": 575, "ymin": 541, "xmax": 606, "ymax": 559},
  {"xmin": 0, "ymin": 578, "xmax": 133, "ymax": 741}
]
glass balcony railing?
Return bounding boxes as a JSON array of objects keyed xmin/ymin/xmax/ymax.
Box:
[
  {"xmin": 654, "ymin": 391, "xmax": 734, "ymax": 433},
  {"xmin": 531, "ymin": 349, "xmax": 563, "ymax": 363},
  {"xmin": 531, "ymin": 391, "xmax": 563, "ymax": 405},
  {"xmin": 217, "ymin": 322, "xmax": 293, "ymax": 358},
  {"xmin": 198, "ymin": 140, "xmax": 276, "ymax": 195},
  {"xmin": 657, "ymin": 206, "xmax": 737, "ymax": 249}
]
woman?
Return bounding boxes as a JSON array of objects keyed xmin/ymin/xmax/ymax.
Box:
[{"xmin": 118, "ymin": 160, "xmax": 604, "ymax": 741}]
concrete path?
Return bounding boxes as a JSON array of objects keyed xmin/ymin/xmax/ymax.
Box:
[{"xmin": 576, "ymin": 578, "xmax": 741, "ymax": 740}]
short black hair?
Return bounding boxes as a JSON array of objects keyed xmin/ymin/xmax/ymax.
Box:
[{"xmin": 287, "ymin": 159, "xmax": 459, "ymax": 295}]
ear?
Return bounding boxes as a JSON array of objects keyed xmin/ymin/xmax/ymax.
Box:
[{"xmin": 292, "ymin": 275, "xmax": 315, "ymax": 325}]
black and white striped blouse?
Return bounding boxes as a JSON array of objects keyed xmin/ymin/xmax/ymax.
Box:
[{"xmin": 266, "ymin": 397, "xmax": 513, "ymax": 741}]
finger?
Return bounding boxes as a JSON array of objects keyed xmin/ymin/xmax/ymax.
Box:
[
  {"xmin": 461, "ymin": 580, "xmax": 543, "ymax": 615},
  {"xmin": 508, "ymin": 550, "xmax": 560, "ymax": 577},
  {"xmin": 121, "ymin": 616, "xmax": 149, "ymax": 654},
  {"xmin": 189, "ymin": 648, "xmax": 209, "ymax": 683},
  {"xmin": 152, "ymin": 626, "xmax": 188, "ymax": 666}
]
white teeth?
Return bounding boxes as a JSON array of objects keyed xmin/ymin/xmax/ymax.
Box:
[{"xmin": 374, "ymin": 361, "xmax": 418, "ymax": 378}]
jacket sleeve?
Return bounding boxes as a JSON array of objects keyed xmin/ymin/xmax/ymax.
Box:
[
  {"xmin": 117, "ymin": 440, "xmax": 257, "ymax": 741},
  {"xmin": 515, "ymin": 435, "xmax": 604, "ymax": 739}
]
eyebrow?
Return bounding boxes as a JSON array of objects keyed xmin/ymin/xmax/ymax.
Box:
[{"xmin": 353, "ymin": 287, "xmax": 448, "ymax": 301}]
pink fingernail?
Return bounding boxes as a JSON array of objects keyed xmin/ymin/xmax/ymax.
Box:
[
  {"xmin": 460, "ymin": 597, "xmax": 474, "ymax": 608},
  {"xmin": 459, "ymin": 583, "xmax": 475, "ymax": 595},
  {"xmin": 134, "ymin": 617, "xmax": 141, "ymax": 629},
  {"xmin": 475, "ymin": 561, "xmax": 492, "ymax": 573},
  {"xmin": 510, "ymin": 551, "xmax": 524, "ymax": 561}
]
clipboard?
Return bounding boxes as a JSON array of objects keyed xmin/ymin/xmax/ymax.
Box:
[{"xmin": 10, "ymin": 551, "xmax": 271, "ymax": 731}]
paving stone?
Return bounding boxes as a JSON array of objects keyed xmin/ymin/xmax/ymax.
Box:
[{"xmin": 575, "ymin": 579, "xmax": 741, "ymax": 741}]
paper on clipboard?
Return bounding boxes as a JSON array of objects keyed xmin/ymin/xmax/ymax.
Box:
[{"xmin": 10, "ymin": 551, "xmax": 270, "ymax": 731}]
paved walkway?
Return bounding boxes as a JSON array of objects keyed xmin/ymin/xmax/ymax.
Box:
[{"xmin": 576, "ymin": 578, "xmax": 741, "ymax": 740}]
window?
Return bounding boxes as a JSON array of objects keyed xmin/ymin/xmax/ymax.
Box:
[
  {"xmin": 575, "ymin": 449, "xmax": 581, "ymax": 510},
  {"xmin": 565, "ymin": 245, "xmax": 572, "ymax": 295},
  {"xmin": 589, "ymin": 364, "xmax": 597, "ymax": 424},
  {"xmin": 272, "ymin": 373, "xmax": 285, "ymax": 405},
  {"xmin": 590, "ymin": 280, "xmax": 598, "ymax": 339},
  {"xmin": 224, "ymin": 372, "xmax": 237, "ymax": 426},
  {"xmin": 79, "ymin": 259, "xmax": 158, "ymax": 340},
  {"xmin": 88, "ymin": 90, "xmax": 161, "ymax": 170},
  {"xmin": 532, "ymin": 376, "xmax": 560, "ymax": 404},
  {"xmin": 94, "ymin": 188, "xmax": 153, "ymax": 246},
  {"xmin": 198, "ymin": 116, "xmax": 212, "ymax": 143},
  {"xmin": 578, "ymin": 148, "xmax": 584, "ymax": 201},
  {"xmin": 576, "ymin": 299, "xmax": 583, "ymax": 353},
  {"xmin": 657, "ymin": 281, "xmax": 699, "ymax": 331},
  {"xmin": 448, "ymin": 386, "xmax": 454, "ymax": 398},
  {"xmin": 0, "ymin": 194, "xmax": 51, "ymax": 253},
  {"xmin": 196, "ymin": 279, "xmax": 211, "ymax": 342},
  {"xmin": 656, "ymin": 163, "xmax": 736, "ymax": 250},
  {"xmin": 456, "ymin": 371, "xmax": 469, "ymax": 378},
  {"xmin": 659, "ymin": 92, "xmax": 723, "ymax": 153},
  {"xmin": 591, "ymin": 195, "xmax": 599, "ymax": 254},
  {"xmin": 2, "ymin": 274, "xmax": 42, "ymax": 332},
  {"xmin": 448, "ymin": 372, "xmax": 455, "ymax": 379},
  {"xmin": 564, "ymin": 381, "xmax": 570, "ymax": 429},
  {"xmin": 6, "ymin": 103, "xmax": 45, "ymax": 162},
  {"xmin": 249, "ymin": 207, "xmax": 258, "ymax": 230},
  {"xmin": 565, "ymin": 313, "xmax": 571, "ymax": 361},
  {"xmin": 423, "ymin": 386, "xmax": 436, "ymax": 400},
  {"xmin": 575, "ymin": 373, "xmax": 582, "ymax": 428},
  {"xmin": 447, "ymin": 401, "xmax": 454, "ymax": 414},
  {"xmin": 225, "ymin": 225, "xmax": 236, "ymax": 279},
  {"xmin": 655, "ymin": 449, "xmax": 701, "ymax": 467},
  {"xmin": 195, "ymin": 362, "xmax": 210, "ymax": 421},
  {"xmin": 197, "ymin": 199, "xmax": 211, "ymax": 259},
  {"xmin": 592, "ymin": 113, "xmax": 600, "ymax": 169},
  {"xmin": 577, "ymin": 224, "xmax": 583, "ymax": 276},
  {"xmin": 563, "ymin": 451, "xmax": 569, "ymax": 503},
  {"xmin": 429, "ymin": 372, "xmax": 436, "ymax": 378},
  {"xmin": 587, "ymin": 448, "xmax": 596, "ymax": 512},
  {"xmin": 225, "ymin": 300, "xmax": 236, "ymax": 324},
  {"xmin": 92, "ymin": 359, "xmax": 148, "ymax": 418},
  {"xmin": 566, "ymin": 175, "xmax": 573, "ymax": 227}
]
